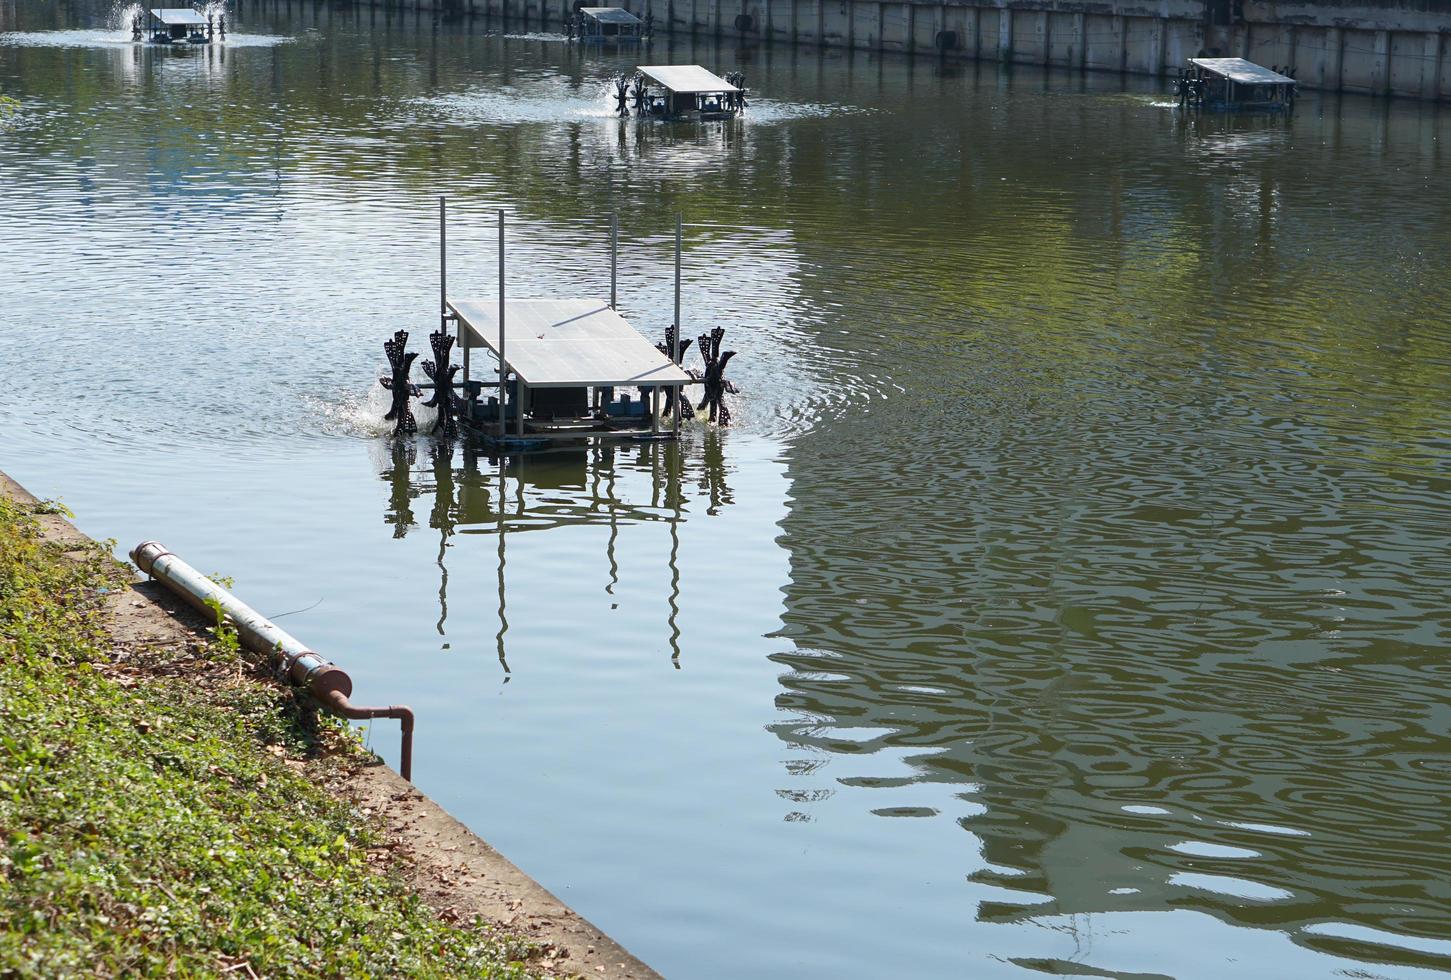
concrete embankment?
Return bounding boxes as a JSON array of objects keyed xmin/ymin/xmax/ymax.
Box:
[
  {"xmin": 0, "ymin": 469, "xmax": 658, "ymax": 980},
  {"xmin": 275, "ymin": 0, "xmax": 1451, "ymax": 101}
]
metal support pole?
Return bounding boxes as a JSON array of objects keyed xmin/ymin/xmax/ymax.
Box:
[
  {"xmin": 498, "ymin": 208, "xmax": 507, "ymax": 439},
  {"xmin": 673, "ymin": 212, "xmax": 682, "ymax": 436},
  {"xmin": 439, "ymin": 196, "xmax": 447, "ymax": 333},
  {"xmin": 445, "ymin": 196, "xmax": 473, "ymax": 420},
  {"xmin": 610, "ymin": 211, "xmax": 619, "ymax": 310},
  {"xmin": 461, "ymin": 336, "xmax": 472, "ymax": 420}
]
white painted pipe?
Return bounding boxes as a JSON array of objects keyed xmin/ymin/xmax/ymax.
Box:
[
  {"xmin": 130, "ymin": 540, "xmax": 415, "ymax": 779},
  {"xmin": 131, "ymin": 540, "xmax": 349, "ymax": 699}
]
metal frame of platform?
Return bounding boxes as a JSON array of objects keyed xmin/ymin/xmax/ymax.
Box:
[{"xmin": 436, "ymin": 202, "xmax": 694, "ymax": 449}]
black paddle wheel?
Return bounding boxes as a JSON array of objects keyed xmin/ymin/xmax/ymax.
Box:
[
  {"xmin": 726, "ymin": 71, "xmax": 747, "ymax": 111},
  {"xmin": 630, "ymin": 73, "xmax": 648, "ymax": 115},
  {"xmin": 379, "ymin": 329, "xmax": 421, "ymax": 436},
  {"xmin": 614, "ymin": 75, "xmax": 631, "ymax": 116},
  {"xmin": 422, "ymin": 330, "xmax": 462, "ymax": 437},
  {"xmin": 695, "ymin": 327, "xmax": 738, "ymax": 425},
  {"xmin": 655, "ymin": 324, "xmax": 696, "ymax": 415}
]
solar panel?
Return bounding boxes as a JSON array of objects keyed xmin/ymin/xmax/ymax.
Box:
[
  {"xmin": 448, "ymin": 298, "xmax": 692, "ymax": 389},
  {"xmin": 150, "ymin": 8, "xmax": 209, "ymax": 25},
  {"xmin": 580, "ymin": 7, "xmax": 643, "ymax": 24},
  {"xmin": 1189, "ymin": 58, "xmax": 1296, "ymax": 86},
  {"xmin": 637, "ymin": 65, "xmax": 739, "ymax": 94}
]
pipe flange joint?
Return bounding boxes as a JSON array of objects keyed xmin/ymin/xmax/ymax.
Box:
[
  {"xmin": 304, "ymin": 663, "xmax": 354, "ymax": 701},
  {"xmin": 129, "ymin": 540, "xmax": 173, "ymax": 577}
]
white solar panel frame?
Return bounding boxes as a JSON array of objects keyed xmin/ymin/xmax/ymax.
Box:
[
  {"xmin": 637, "ymin": 65, "xmax": 739, "ymax": 94},
  {"xmin": 1189, "ymin": 58, "xmax": 1297, "ymax": 86},
  {"xmin": 150, "ymin": 8, "xmax": 209, "ymax": 25},
  {"xmin": 581, "ymin": 7, "xmax": 643, "ymax": 24},
  {"xmin": 448, "ymin": 298, "xmax": 692, "ymax": 389}
]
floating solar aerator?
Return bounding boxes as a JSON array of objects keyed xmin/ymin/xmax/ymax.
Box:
[
  {"xmin": 620, "ymin": 65, "xmax": 746, "ymax": 121},
  {"xmin": 1172, "ymin": 58, "xmax": 1296, "ymax": 112},
  {"xmin": 367, "ymin": 201, "xmax": 747, "ymax": 451},
  {"xmin": 141, "ymin": 7, "xmax": 220, "ymax": 44},
  {"xmin": 573, "ymin": 6, "xmax": 648, "ymax": 44}
]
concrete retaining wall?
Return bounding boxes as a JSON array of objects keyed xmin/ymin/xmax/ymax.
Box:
[{"xmin": 359, "ymin": 0, "xmax": 1451, "ymax": 100}]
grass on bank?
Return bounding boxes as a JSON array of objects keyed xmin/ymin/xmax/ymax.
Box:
[{"xmin": 0, "ymin": 495, "xmax": 541, "ymax": 978}]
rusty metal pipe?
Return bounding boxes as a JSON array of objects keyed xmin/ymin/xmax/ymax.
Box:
[
  {"xmin": 320, "ymin": 691, "xmax": 414, "ymax": 782},
  {"xmin": 130, "ymin": 540, "xmax": 415, "ymax": 781}
]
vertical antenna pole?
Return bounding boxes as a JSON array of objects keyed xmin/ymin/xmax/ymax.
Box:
[
  {"xmin": 498, "ymin": 208, "xmax": 507, "ymax": 439},
  {"xmin": 610, "ymin": 210, "xmax": 618, "ymax": 310},
  {"xmin": 672, "ymin": 212, "xmax": 682, "ymax": 436}
]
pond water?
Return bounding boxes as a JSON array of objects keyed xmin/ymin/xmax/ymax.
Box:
[{"xmin": 4, "ymin": 2, "xmax": 1451, "ymax": 976}]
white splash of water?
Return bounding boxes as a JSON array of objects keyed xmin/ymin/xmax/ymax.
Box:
[
  {"xmin": 499, "ymin": 31, "xmax": 569, "ymax": 42},
  {"xmin": 596, "ymin": 77, "xmax": 623, "ymax": 117},
  {"xmin": 312, "ymin": 369, "xmax": 443, "ymax": 438},
  {"xmin": 418, "ymin": 80, "xmax": 621, "ymax": 125},
  {"xmin": 589, "ymin": 78, "xmax": 859, "ymax": 124},
  {"xmin": 111, "ymin": 2, "xmax": 144, "ymax": 36}
]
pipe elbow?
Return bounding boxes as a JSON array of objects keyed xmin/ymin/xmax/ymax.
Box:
[
  {"xmin": 320, "ymin": 692, "xmax": 415, "ymax": 782},
  {"xmin": 390, "ymin": 706, "xmax": 416, "ymax": 733},
  {"xmin": 322, "ymin": 690, "xmax": 413, "ymax": 727}
]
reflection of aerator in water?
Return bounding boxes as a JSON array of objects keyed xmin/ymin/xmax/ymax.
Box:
[{"xmin": 378, "ymin": 434, "xmax": 735, "ymax": 672}]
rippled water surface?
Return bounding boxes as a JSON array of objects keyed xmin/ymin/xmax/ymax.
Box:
[{"xmin": 4, "ymin": 1, "xmax": 1451, "ymax": 975}]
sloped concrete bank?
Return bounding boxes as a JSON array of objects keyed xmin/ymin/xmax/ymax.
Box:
[
  {"xmin": 0, "ymin": 469, "xmax": 658, "ymax": 980},
  {"xmin": 268, "ymin": 0, "xmax": 1451, "ymax": 101}
]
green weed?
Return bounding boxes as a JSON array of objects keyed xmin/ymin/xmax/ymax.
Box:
[
  {"xmin": 202, "ymin": 593, "xmax": 241, "ymax": 660},
  {"xmin": 30, "ymin": 497, "xmax": 73, "ymax": 518},
  {"xmin": 0, "ymin": 495, "xmax": 544, "ymax": 978}
]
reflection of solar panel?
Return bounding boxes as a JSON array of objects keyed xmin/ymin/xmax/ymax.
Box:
[
  {"xmin": 580, "ymin": 7, "xmax": 642, "ymax": 24},
  {"xmin": 448, "ymin": 298, "xmax": 692, "ymax": 390}
]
